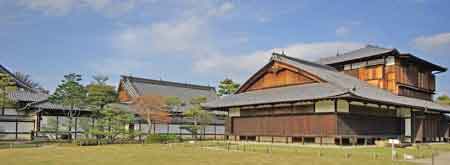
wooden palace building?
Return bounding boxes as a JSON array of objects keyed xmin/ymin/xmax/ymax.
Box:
[
  {"xmin": 118, "ymin": 76, "xmax": 226, "ymax": 138},
  {"xmin": 203, "ymin": 45, "xmax": 450, "ymax": 145},
  {"xmin": 0, "ymin": 65, "xmax": 91, "ymax": 140}
]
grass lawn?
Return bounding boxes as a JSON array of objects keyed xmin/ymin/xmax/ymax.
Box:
[{"xmin": 1, "ymin": 142, "xmax": 450, "ymax": 165}]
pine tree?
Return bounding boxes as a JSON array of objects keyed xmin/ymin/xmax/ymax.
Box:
[
  {"xmin": 86, "ymin": 75, "xmax": 117, "ymax": 117},
  {"xmin": 48, "ymin": 73, "xmax": 87, "ymax": 140},
  {"xmin": 183, "ymin": 96, "xmax": 213, "ymax": 140},
  {"xmin": 217, "ymin": 78, "xmax": 240, "ymax": 96},
  {"xmin": 88, "ymin": 104, "xmax": 135, "ymax": 143},
  {"xmin": 437, "ymin": 95, "xmax": 450, "ymax": 105}
]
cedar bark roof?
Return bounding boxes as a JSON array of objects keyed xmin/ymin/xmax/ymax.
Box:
[{"xmin": 203, "ymin": 53, "xmax": 450, "ymax": 112}]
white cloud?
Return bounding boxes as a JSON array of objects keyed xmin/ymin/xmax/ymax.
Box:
[
  {"xmin": 97, "ymin": 1, "xmax": 235, "ymax": 74},
  {"xmin": 17, "ymin": 0, "xmax": 137, "ymax": 16},
  {"xmin": 413, "ymin": 32, "xmax": 450, "ymax": 52},
  {"xmin": 336, "ymin": 26, "xmax": 351, "ymax": 37},
  {"xmin": 207, "ymin": 2, "xmax": 234, "ymax": 17},
  {"xmin": 193, "ymin": 42, "xmax": 365, "ymax": 81},
  {"xmin": 110, "ymin": 0, "xmax": 236, "ymax": 56},
  {"xmin": 257, "ymin": 16, "xmax": 270, "ymax": 23}
]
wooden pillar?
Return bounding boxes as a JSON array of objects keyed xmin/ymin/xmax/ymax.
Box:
[
  {"xmin": 271, "ymin": 136, "xmax": 274, "ymax": 143},
  {"xmin": 74, "ymin": 117, "xmax": 78, "ymax": 140},
  {"xmin": 411, "ymin": 110, "xmax": 416, "ymax": 144},
  {"xmin": 286, "ymin": 136, "xmax": 289, "ymax": 144},
  {"xmin": 334, "ymin": 99, "xmax": 338, "ymax": 112},
  {"xmin": 352, "ymin": 136, "xmax": 356, "ymax": 146},
  {"xmin": 56, "ymin": 116, "xmax": 59, "ymax": 140},
  {"xmin": 339, "ymin": 136, "xmax": 343, "ymax": 145},
  {"xmin": 203, "ymin": 127, "xmax": 206, "ymax": 140},
  {"xmin": 364, "ymin": 137, "xmax": 367, "ymax": 146},
  {"xmin": 302, "ymin": 136, "xmax": 305, "ymax": 145},
  {"xmin": 166, "ymin": 124, "xmax": 170, "ymax": 134},
  {"xmin": 214, "ymin": 125, "xmax": 217, "ymax": 140},
  {"xmin": 34, "ymin": 112, "xmax": 42, "ymax": 133},
  {"xmin": 138, "ymin": 120, "xmax": 142, "ymax": 141},
  {"xmin": 15, "ymin": 119, "xmax": 18, "ymax": 140},
  {"xmin": 178, "ymin": 124, "xmax": 182, "ymax": 137},
  {"xmin": 320, "ymin": 136, "xmax": 323, "ymax": 145}
]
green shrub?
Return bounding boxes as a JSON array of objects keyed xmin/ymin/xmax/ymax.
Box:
[
  {"xmin": 160, "ymin": 134, "xmax": 178, "ymax": 143},
  {"xmin": 73, "ymin": 139, "xmax": 99, "ymax": 146},
  {"xmin": 145, "ymin": 134, "xmax": 179, "ymax": 144}
]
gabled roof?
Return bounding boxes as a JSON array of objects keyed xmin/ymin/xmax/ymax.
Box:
[
  {"xmin": 120, "ymin": 75, "xmax": 218, "ymax": 112},
  {"xmin": 26, "ymin": 99, "xmax": 87, "ymax": 111},
  {"xmin": 0, "ymin": 64, "xmax": 40, "ymax": 93},
  {"xmin": 2, "ymin": 64, "xmax": 87, "ymax": 112},
  {"xmin": 318, "ymin": 45, "xmax": 447, "ymax": 72},
  {"xmin": 204, "ymin": 53, "xmax": 450, "ymax": 113},
  {"xmin": 7, "ymin": 90, "xmax": 49, "ymax": 102},
  {"xmin": 7, "ymin": 90, "xmax": 88, "ymax": 112},
  {"xmin": 318, "ymin": 45, "xmax": 395, "ymax": 65}
]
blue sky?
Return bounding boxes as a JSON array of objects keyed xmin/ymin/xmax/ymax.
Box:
[{"xmin": 1, "ymin": 0, "xmax": 450, "ymax": 96}]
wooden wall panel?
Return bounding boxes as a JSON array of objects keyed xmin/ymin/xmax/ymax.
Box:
[
  {"xmin": 398, "ymin": 87, "xmax": 432, "ymax": 100},
  {"xmin": 247, "ymin": 68, "xmax": 317, "ymax": 91},
  {"xmin": 337, "ymin": 113, "xmax": 402, "ymax": 136},
  {"xmin": 339, "ymin": 58, "xmax": 436, "ymax": 100},
  {"xmin": 231, "ymin": 114, "xmax": 338, "ymax": 136},
  {"xmin": 414, "ymin": 114, "xmax": 445, "ymax": 141},
  {"xmin": 237, "ymin": 61, "xmax": 324, "ymax": 93}
]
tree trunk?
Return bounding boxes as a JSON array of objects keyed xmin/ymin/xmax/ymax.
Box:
[
  {"xmin": 68, "ymin": 117, "xmax": 73, "ymax": 140},
  {"xmin": 193, "ymin": 119, "xmax": 198, "ymax": 140},
  {"xmin": 147, "ymin": 112, "xmax": 152, "ymax": 135},
  {"xmin": 68, "ymin": 105, "xmax": 75, "ymax": 141}
]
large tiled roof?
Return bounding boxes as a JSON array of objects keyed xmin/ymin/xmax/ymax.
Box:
[
  {"xmin": 318, "ymin": 45, "xmax": 394, "ymax": 65},
  {"xmin": 28, "ymin": 100, "xmax": 86, "ymax": 111},
  {"xmin": 7, "ymin": 90, "xmax": 86, "ymax": 111},
  {"xmin": 2, "ymin": 64, "xmax": 87, "ymax": 112},
  {"xmin": 204, "ymin": 54, "xmax": 450, "ymax": 113},
  {"xmin": 121, "ymin": 76, "xmax": 218, "ymax": 112},
  {"xmin": 203, "ymin": 83, "xmax": 346, "ymax": 108},
  {"xmin": 7, "ymin": 90, "xmax": 49, "ymax": 102}
]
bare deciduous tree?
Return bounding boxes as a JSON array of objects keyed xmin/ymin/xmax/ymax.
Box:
[{"xmin": 131, "ymin": 95, "xmax": 171, "ymax": 134}]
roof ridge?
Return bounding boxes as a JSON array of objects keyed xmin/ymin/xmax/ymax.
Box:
[
  {"xmin": 272, "ymin": 53, "xmax": 372, "ymax": 91},
  {"xmin": 0, "ymin": 64, "xmax": 40, "ymax": 93},
  {"xmin": 342, "ymin": 45, "xmax": 393, "ymax": 55},
  {"xmin": 121, "ymin": 75, "xmax": 215, "ymax": 91},
  {"xmin": 272, "ymin": 53, "xmax": 338, "ymax": 71}
]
